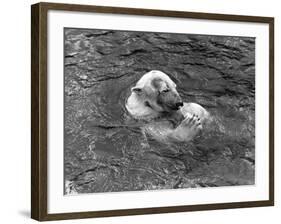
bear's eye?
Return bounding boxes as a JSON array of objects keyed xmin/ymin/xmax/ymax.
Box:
[{"xmin": 162, "ymin": 88, "xmax": 170, "ymax": 93}]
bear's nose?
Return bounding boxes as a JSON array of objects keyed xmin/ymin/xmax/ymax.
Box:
[{"xmin": 176, "ymin": 102, "xmax": 184, "ymax": 108}]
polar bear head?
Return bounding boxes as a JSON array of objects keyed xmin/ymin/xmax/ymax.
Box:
[{"xmin": 126, "ymin": 70, "xmax": 183, "ymax": 119}]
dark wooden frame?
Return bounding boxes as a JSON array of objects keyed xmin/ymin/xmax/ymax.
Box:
[{"xmin": 31, "ymin": 2, "xmax": 274, "ymax": 221}]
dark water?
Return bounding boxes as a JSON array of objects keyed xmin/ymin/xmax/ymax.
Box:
[{"xmin": 64, "ymin": 28, "xmax": 255, "ymax": 194}]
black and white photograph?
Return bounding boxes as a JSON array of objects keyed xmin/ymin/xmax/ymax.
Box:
[{"xmin": 64, "ymin": 28, "xmax": 255, "ymax": 194}]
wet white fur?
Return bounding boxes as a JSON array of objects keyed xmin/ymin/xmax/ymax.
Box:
[
  {"xmin": 132, "ymin": 70, "xmax": 176, "ymax": 90},
  {"xmin": 125, "ymin": 70, "xmax": 210, "ymax": 142},
  {"xmin": 126, "ymin": 92, "xmax": 159, "ymax": 119},
  {"xmin": 126, "ymin": 70, "xmax": 209, "ymax": 121}
]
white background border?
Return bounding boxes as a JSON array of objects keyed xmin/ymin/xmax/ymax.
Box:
[{"xmin": 48, "ymin": 10, "xmax": 269, "ymax": 214}]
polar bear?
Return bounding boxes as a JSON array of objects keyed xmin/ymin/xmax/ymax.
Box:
[{"xmin": 125, "ymin": 70, "xmax": 210, "ymax": 142}]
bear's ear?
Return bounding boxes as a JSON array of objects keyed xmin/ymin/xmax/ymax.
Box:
[{"xmin": 131, "ymin": 86, "xmax": 142, "ymax": 93}]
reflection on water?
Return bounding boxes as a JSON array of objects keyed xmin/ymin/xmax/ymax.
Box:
[{"xmin": 64, "ymin": 28, "xmax": 255, "ymax": 194}]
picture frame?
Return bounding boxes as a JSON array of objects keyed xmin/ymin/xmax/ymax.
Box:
[{"xmin": 31, "ymin": 2, "xmax": 274, "ymax": 221}]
